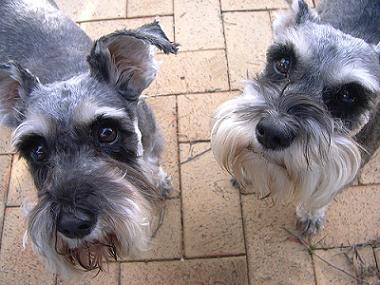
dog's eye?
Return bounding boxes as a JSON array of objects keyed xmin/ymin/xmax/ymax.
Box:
[
  {"xmin": 98, "ymin": 126, "xmax": 118, "ymax": 143},
  {"xmin": 274, "ymin": 57, "xmax": 291, "ymax": 75},
  {"xmin": 31, "ymin": 143, "xmax": 48, "ymax": 162},
  {"xmin": 337, "ymin": 87, "xmax": 356, "ymax": 104},
  {"xmin": 323, "ymin": 82, "xmax": 372, "ymax": 120}
]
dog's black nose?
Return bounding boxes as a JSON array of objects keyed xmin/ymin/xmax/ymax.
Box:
[
  {"xmin": 57, "ymin": 209, "xmax": 97, "ymax": 239},
  {"xmin": 256, "ymin": 117, "xmax": 296, "ymax": 150}
]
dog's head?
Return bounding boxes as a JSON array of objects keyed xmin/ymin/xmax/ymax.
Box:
[
  {"xmin": 211, "ymin": 0, "xmax": 380, "ymax": 205},
  {"xmin": 0, "ymin": 21, "xmax": 177, "ymax": 274}
]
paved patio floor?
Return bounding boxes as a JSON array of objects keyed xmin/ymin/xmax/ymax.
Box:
[{"xmin": 1, "ymin": 0, "xmax": 380, "ymax": 284}]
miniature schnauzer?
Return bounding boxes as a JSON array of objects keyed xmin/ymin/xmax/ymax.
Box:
[
  {"xmin": 211, "ymin": 0, "xmax": 380, "ymax": 234},
  {"xmin": 0, "ymin": 0, "xmax": 177, "ymax": 275}
]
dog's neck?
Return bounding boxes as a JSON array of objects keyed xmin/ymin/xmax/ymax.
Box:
[
  {"xmin": 318, "ymin": 0, "xmax": 380, "ymax": 45},
  {"xmin": 0, "ymin": 0, "xmax": 91, "ymax": 84},
  {"xmin": 316, "ymin": 0, "xmax": 380, "ymax": 162}
]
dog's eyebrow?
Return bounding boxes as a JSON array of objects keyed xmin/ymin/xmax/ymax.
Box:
[
  {"xmin": 12, "ymin": 114, "xmax": 52, "ymax": 147},
  {"xmin": 73, "ymin": 102, "xmax": 128, "ymax": 126},
  {"xmin": 333, "ymin": 65, "xmax": 380, "ymax": 93}
]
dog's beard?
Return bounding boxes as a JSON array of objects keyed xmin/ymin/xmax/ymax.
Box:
[
  {"xmin": 211, "ymin": 90, "xmax": 361, "ymax": 209},
  {"xmin": 23, "ymin": 166, "xmax": 157, "ymax": 276}
]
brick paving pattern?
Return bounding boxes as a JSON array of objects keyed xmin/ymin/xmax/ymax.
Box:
[{"xmin": 1, "ymin": 0, "xmax": 380, "ymax": 284}]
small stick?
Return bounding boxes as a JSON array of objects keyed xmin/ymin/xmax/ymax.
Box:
[{"xmin": 282, "ymin": 227, "xmax": 371, "ymax": 285}]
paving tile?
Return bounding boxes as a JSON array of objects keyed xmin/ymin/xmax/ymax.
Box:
[
  {"xmin": 120, "ymin": 256, "xmax": 248, "ymax": 285},
  {"xmin": 56, "ymin": 0, "xmax": 127, "ymax": 22},
  {"xmin": 80, "ymin": 16, "xmax": 174, "ymax": 41},
  {"xmin": 127, "ymin": 0, "xmax": 173, "ymax": 17},
  {"xmin": 174, "ymin": 0, "xmax": 224, "ymax": 51},
  {"xmin": 57, "ymin": 263, "xmax": 119, "ymax": 285},
  {"xmin": 314, "ymin": 247, "xmax": 379, "ymax": 285},
  {"xmin": 223, "ymin": 11, "xmax": 273, "ymax": 89},
  {"xmin": 180, "ymin": 142, "xmax": 245, "ymax": 258},
  {"xmin": 359, "ymin": 147, "xmax": 380, "ymax": 185},
  {"xmin": 7, "ymin": 155, "xmax": 37, "ymax": 207},
  {"xmin": 353, "ymin": 247, "xmax": 379, "ymax": 284},
  {"xmin": 127, "ymin": 199, "xmax": 182, "ymax": 261},
  {"xmin": 0, "ymin": 208, "xmax": 55, "ymax": 285},
  {"xmin": 145, "ymin": 50, "xmax": 229, "ymax": 96},
  {"xmin": 0, "ymin": 125, "xmax": 13, "ymax": 154},
  {"xmin": 145, "ymin": 96, "xmax": 180, "ymax": 197},
  {"xmin": 177, "ymin": 91, "xmax": 239, "ymax": 142},
  {"xmin": 312, "ymin": 185, "xmax": 380, "ymax": 248},
  {"xmin": 241, "ymin": 194, "xmax": 316, "ymax": 284},
  {"xmin": 373, "ymin": 248, "xmax": 380, "ymax": 279},
  {"xmin": 0, "ymin": 155, "xmax": 12, "ymax": 247},
  {"xmin": 221, "ymin": 0, "xmax": 314, "ymax": 11}
]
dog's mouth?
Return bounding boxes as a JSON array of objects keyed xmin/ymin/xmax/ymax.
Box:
[
  {"xmin": 55, "ymin": 230, "xmax": 119, "ymax": 271},
  {"xmin": 247, "ymin": 143, "xmax": 290, "ymax": 174},
  {"xmin": 247, "ymin": 143, "xmax": 285, "ymax": 164}
]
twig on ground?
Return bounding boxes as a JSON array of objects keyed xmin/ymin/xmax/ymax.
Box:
[
  {"xmin": 282, "ymin": 227, "xmax": 372, "ymax": 285},
  {"xmin": 180, "ymin": 147, "xmax": 212, "ymax": 165}
]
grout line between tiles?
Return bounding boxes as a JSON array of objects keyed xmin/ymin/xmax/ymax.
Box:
[
  {"xmin": 77, "ymin": 14, "xmax": 175, "ymax": 24},
  {"xmin": 118, "ymin": 261, "xmax": 122, "ymax": 285},
  {"xmin": 219, "ymin": 0, "xmax": 232, "ymax": 91},
  {"xmin": 310, "ymin": 251, "xmax": 319, "ymax": 285},
  {"xmin": 4, "ymin": 205, "xmax": 20, "ymax": 208},
  {"xmin": 172, "ymin": 0, "xmax": 176, "ymax": 43},
  {"xmin": 174, "ymin": 94, "xmax": 186, "ymax": 260},
  {"xmin": 76, "ymin": 16, "xmax": 126, "ymax": 24},
  {"xmin": 221, "ymin": 7, "xmax": 286, "ymax": 13},
  {"xmin": 0, "ymin": 154, "xmax": 13, "ymax": 252},
  {"xmin": 178, "ymin": 139, "xmax": 211, "ymax": 144},
  {"xmin": 239, "ymin": 194, "xmax": 251, "ymax": 285},
  {"xmin": 120, "ymin": 253, "xmax": 247, "ymax": 264},
  {"xmin": 147, "ymin": 88, "xmax": 241, "ymax": 98}
]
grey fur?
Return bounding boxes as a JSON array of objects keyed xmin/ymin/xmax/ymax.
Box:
[
  {"xmin": 0, "ymin": 0, "xmax": 177, "ymax": 275},
  {"xmin": 211, "ymin": 0, "xmax": 380, "ymax": 235}
]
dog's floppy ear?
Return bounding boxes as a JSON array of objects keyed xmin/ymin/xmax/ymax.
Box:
[
  {"xmin": 273, "ymin": 0, "xmax": 318, "ymax": 37},
  {"xmin": 0, "ymin": 62, "xmax": 39, "ymax": 127},
  {"xmin": 87, "ymin": 20, "xmax": 178, "ymax": 101}
]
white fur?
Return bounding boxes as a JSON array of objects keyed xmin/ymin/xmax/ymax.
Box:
[
  {"xmin": 74, "ymin": 101, "xmax": 127, "ymax": 125},
  {"xmin": 25, "ymin": 168, "xmax": 154, "ymax": 276},
  {"xmin": 274, "ymin": 27, "xmax": 313, "ymax": 60},
  {"xmin": 375, "ymin": 42, "xmax": 380, "ymax": 54},
  {"xmin": 12, "ymin": 113, "xmax": 52, "ymax": 147},
  {"xmin": 134, "ymin": 119, "xmax": 144, "ymax": 156},
  {"xmin": 211, "ymin": 84, "xmax": 361, "ymax": 226},
  {"xmin": 334, "ymin": 64, "xmax": 380, "ymax": 93}
]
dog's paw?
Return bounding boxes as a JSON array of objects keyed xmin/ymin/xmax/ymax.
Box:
[
  {"xmin": 230, "ymin": 177, "xmax": 242, "ymax": 190},
  {"xmin": 296, "ymin": 215, "xmax": 324, "ymax": 235},
  {"xmin": 296, "ymin": 206, "xmax": 325, "ymax": 235},
  {"xmin": 159, "ymin": 174, "xmax": 172, "ymax": 198},
  {"xmin": 230, "ymin": 177, "xmax": 250, "ymax": 194}
]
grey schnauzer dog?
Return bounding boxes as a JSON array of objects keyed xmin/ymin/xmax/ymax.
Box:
[
  {"xmin": 0, "ymin": 0, "xmax": 177, "ymax": 275},
  {"xmin": 211, "ymin": 0, "xmax": 380, "ymax": 234}
]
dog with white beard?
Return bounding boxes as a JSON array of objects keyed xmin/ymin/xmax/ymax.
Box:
[
  {"xmin": 211, "ymin": 0, "xmax": 380, "ymax": 234},
  {"xmin": 0, "ymin": 0, "xmax": 177, "ymax": 275}
]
